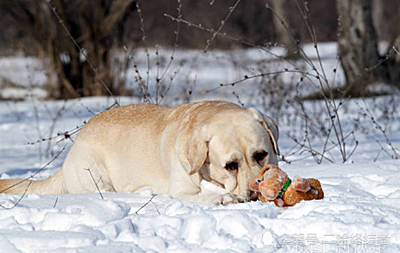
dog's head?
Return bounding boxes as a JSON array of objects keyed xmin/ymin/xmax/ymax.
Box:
[{"xmin": 178, "ymin": 106, "xmax": 279, "ymax": 202}]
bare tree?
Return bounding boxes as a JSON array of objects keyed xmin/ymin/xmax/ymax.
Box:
[
  {"xmin": 336, "ymin": 0, "xmax": 400, "ymax": 95},
  {"xmin": 0, "ymin": 0, "xmax": 135, "ymax": 99}
]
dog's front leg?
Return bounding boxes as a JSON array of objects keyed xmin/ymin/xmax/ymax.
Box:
[
  {"xmin": 169, "ymin": 175, "xmax": 245, "ymax": 205},
  {"xmin": 174, "ymin": 191, "xmax": 245, "ymax": 205}
]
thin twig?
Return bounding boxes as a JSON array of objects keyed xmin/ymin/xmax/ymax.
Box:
[
  {"xmin": 84, "ymin": 168, "xmax": 104, "ymax": 199},
  {"xmin": 80, "ymin": 103, "xmax": 96, "ymax": 116},
  {"xmin": 53, "ymin": 196, "xmax": 59, "ymax": 208},
  {"xmin": 135, "ymin": 195, "xmax": 156, "ymax": 214},
  {"xmin": 232, "ymin": 91, "xmax": 244, "ymax": 106},
  {"xmin": 155, "ymin": 46, "xmax": 161, "ymax": 104},
  {"xmin": 203, "ymin": 0, "xmax": 241, "ymax": 52},
  {"xmin": 393, "ymin": 46, "xmax": 400, "ymax": 56},
  {"xmin": 158, "ymin": 70, "xmax": 179, "ymax": 104},
  {"xmin": 135, "ymin": 1, "xmax": 154, "ymax": 104},
  {"xmin": 158, "ymin": 0, "xmax": 182, "ymax": 103},
  {"xmin": 45, "ymin": 100, "xmax": 69, "ymax": 157}
]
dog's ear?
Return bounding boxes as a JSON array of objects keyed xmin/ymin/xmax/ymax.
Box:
[
  {"xmin": 247, "ymin": 108, "xmax": 280, "ymax": 156},
  {"xmin": 177, "ymin": 125, "xmax": 210, "ymax": 175}
]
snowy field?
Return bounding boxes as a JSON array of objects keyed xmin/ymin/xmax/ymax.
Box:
[
  {"xmin": 0, "ymin": 43, "xmax": 347, "ymax": 102},
  {"xmin": 1, "ymin": 44, "xmax": 400, "ymax": 252}
]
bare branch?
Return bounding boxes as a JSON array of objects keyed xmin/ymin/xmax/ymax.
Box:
[
  {"xmin": 203, "ymin": 0, "xmax": 241, "ymax": 53},
  {"xmin": 134, "ymin": 195, "xmax": 156, "ymax": 214},
  {"xmin": 84, "ymin": 168, "xmax": 104, "ymax": 199}
]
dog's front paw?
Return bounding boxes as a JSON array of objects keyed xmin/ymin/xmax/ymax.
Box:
[{"xmin": 211, "ymin": 193, "xmax": 245, "ymax": 206}]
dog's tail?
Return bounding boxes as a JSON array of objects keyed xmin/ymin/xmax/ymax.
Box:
[{"xmin": 0, "ymin": 168, "xmax": 65, "ymax": 195}]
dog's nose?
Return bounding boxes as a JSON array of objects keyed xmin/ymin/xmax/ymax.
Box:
[{"xmin": 250, "ymin": 191, "xmax": 259, "ymax": 201}]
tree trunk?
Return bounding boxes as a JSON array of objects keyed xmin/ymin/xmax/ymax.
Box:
[
  {"xmin": 50, "ymin": 0, "xmax": 134, "ymax": 99},
  {"xmin": 372, "ymin": 0, "xmax": 383, "ymax": 39},
  {"xmin": 336, "ymin": 0, "xmax": 400, "ymax": 94},
  {"xmin": 270, "ymin": 0, "xmax": 298, "ymax": 58},
  {"xmin": 336, "ymin": 0, "xmax": 382, "ymax": 95},
  {"xmin": 383, "ymin": 4, "xmax": 400, "ymax": 89}
]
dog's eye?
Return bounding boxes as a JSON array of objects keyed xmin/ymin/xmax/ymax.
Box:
[
  {"xmin": 225, "ymin": 161, "xmax": 239, "ymax": 171},
  {"xmin": 256, "ymin": 178, "xmax": 262, "ymax": 184},
  {"xmin": 253, "ymin": 150, "xmax": 268, "ymax": 166}
]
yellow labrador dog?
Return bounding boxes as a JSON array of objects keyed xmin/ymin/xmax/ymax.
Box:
[{"xmin": 0, "ymin": 101, "xmax": 279, "ymax": 205}]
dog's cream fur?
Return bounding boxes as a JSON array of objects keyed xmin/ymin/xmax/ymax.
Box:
[{"xmin": 0, "ymin": 101, "xmax": 279, "ymax": 204}]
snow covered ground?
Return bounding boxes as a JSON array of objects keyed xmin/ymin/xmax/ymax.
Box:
[
  {"xmin": 1, "ymin": 44, "xmax": 400, "ymax": 252},
  {"xmin": 0, "ymin": 43, "xmax": 346, "ymax": 102},
  {"xmin": 1, "ymin": 97, "xmax": 400, "ymax": 252}
]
